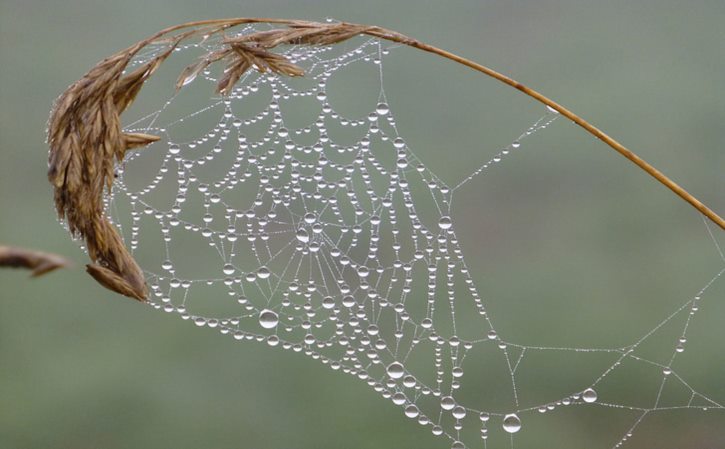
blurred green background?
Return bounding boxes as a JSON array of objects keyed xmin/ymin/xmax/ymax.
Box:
[{"xmin": 1, "ymin": 1, "xmax": 723, "ymax": 448}]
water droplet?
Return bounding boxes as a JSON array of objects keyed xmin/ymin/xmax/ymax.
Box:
[
  {"xmin": 259, "ymin": 309, "xmax": 279, "ymax": 329},
  {"xmin": 439, "ymin": 216, "xmax": 452, "ymax": 230},
  {"xmin": 303, "ymin": 213, "xmax": 316, "ymax": 224},
  {"xmin": 502, "ymin": 414, "xmax": 521, "ymax": 433},
  {"xmin": 223, "ymin": 264, "xmax": 235, "ymax": 275},
  {"xmin": 376, "ymin": 102, "xmax": 389, "ymax": 116},
  {"xmin": 296, "ymin": 228, "xmax": 310, "ymax": 243},
  {"xmin": 404, "ymin": 404, "xmax": 420, "ymax": 418},
  {"xmin": 441, "ymin": 396, "xmax": 456, "ymax": 410},
  {"xmin": 169, "ymin": 144, "xmax": 180, "ymax": 155},
  {"xmin": 452, "ymin": 406, "xmax": 467, "ymax": 419},
  {"xmin": 582, "ymin": 388, "xmax": 597, "ymax": 403},
  {"xmin": 451, "ymin": 442, "xmax": 464, "ymax": 449},
  {"xmin": 387, "ymin": 361, "xmax": 405, "ymax": 379},
  {"xmin": 257, "ymin": 266, "xmax": 271, "ymax": 279},
  {"xmin": 322, "ymin": 296, "xmax": 335, "ymax": 309},
  {"xmin": 402, "ymin": 375, "xmax": 416, "ymax": 388}
]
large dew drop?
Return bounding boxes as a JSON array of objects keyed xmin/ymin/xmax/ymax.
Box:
[
  {"xmin": 303, "ymin": 213, "xmax": 316, "ymax": 224},
  {"xmin": 438, "ymin": 216, "xmax": 452, "ymax": 230},
  {"xmin": 387, "ymin": 361, "xmax": 405, "ymax": 379},
  {"xmin": 404, "ymin": 404, "xmax": 420, "ymax": 418},
  {"xmin": 296, "ymin": 228, "xmax": 310, "ymax": 243},
  {"xmin": 452, "ymin": 406, "xmax": 466, "ymax": 419},
  {"xmin": 259, "ymin": 309, "xmax": 279, "ymax": 329},
  {"xmin": 257, "ymin": 266, "xmax": 271, "ymax": 279},
  {"xmin": 502, "ymin": 414, "xmax": 521, "ymax": 433},
  {"xmin": 440, "ymin": 396, "xmax": 456, "ymax": 410},
  {"xmin": 582, "ymin": 388, "xmax": 597, "ymax": 403},
  {"xmin": 376, "ymin": 102, "xmax": 390, "ymax": 116}
]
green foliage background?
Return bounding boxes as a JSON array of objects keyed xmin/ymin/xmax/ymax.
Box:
[{"xmin": 0, "ymin": 1, "xmax": 723, "ymax": 448}]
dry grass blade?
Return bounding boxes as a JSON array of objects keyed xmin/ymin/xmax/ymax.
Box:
[
  {"xmin": 216, "ymin": 44, "xmax": 305, "ymax": 95},
  {"xmin": 0, "ymin": 245, "xmax": 71, "ymax": 277},
  {"xmin": 178, "ymin": 22, "xmax": 375, "ymax": 95},
  {"xmin": 175, "ymin": 47, "xmax": 231, "ymax": 91},
  {"xmin": 47, "ymin": 34, "xmax": 191, "ymax": 301}
]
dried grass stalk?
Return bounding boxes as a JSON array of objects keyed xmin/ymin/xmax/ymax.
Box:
[
  {"xmin": 0, "ymin": 245, "xmax": 71, "ymax": 277},
  {"xmin": 47, "ymin": 18, "xmax": 724, "ymax": 302}
]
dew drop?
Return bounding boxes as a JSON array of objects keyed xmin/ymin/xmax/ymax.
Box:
[
  {"xmin": 322, "ymin": 296, "xmax": 335, "ymax": 309},
  {"xmin": 438, "ymin": 216, "xmax": 452, "ymax": 230},
  {"xmin": 387, "ymin": 361, "xmax": 405, "ymax": 379},
  {"xmin": 257, "ymin": 266, "xmax": 271, "ymax": 279},
  {"xmin": 259, "ymin": 309, "xmax": 279, "ymax": 329},
  {"xmin": 303, "ymin": 213, "xmax": 316, "ymax": 224},
  {"xmin": 452, "ymin": 406, "xmax": 467, "ymax": 419},
  {"xmin": 404, "ymin": 404, "xmax": 420, "ymax": 418},
  {"xmin": 222, "ymin": 264, "xmax": 235, "ymax": 275},
  {"xmin": 296, "ymin": 228, "xmax": 310, "ymax": 243},
  {"xmin": 502, "ymin": 414, "xmax": 521, "ymax": 433},
  {"xmin": 376, "ymin": 102, "xmax": 390, "ymax": 116},
  {"xmin": 582, "ymin": 388, "xmax": 597, "ymax": 403},
  {"xmin": 441, "ymin": 396, "xmax": 456, "ymax": 410},
  {"xmin": 402, "ymin": 375, "xmax": 416, "ymax": 388}
]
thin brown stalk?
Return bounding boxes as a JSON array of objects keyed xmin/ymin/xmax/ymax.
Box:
[
  {"xmin": 47, "ymin": 18, "xmax": 724, "ymax": 302},
  {"xmin": 0, "ymin": 245, "xmax": 71, "ymax": 277}
]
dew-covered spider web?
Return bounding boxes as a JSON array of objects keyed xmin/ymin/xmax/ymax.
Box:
[{"xmin": 87, "ymin": 24, "xmax": 725, "ymax": 448}]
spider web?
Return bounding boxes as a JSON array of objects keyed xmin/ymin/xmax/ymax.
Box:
[{"xmin": 86, "ymin": 24, "xmax": 725, "ymax": 449}]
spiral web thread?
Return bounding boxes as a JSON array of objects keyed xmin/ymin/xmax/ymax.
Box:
[{"xmin": 96, "ymin": 26, "xmax": 725, "ymax": 448}]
